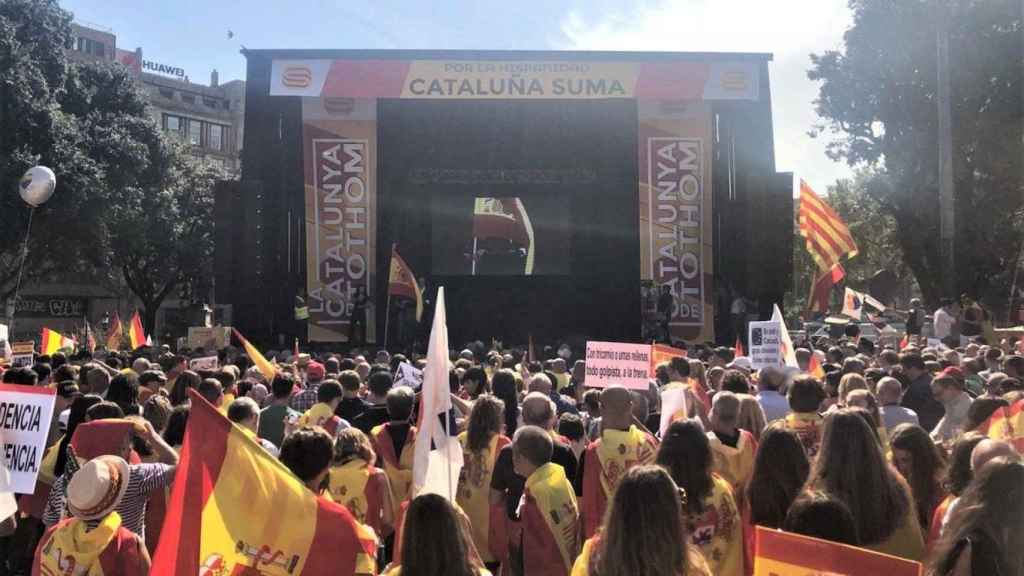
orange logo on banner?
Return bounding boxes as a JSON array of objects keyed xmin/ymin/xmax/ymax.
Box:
[{"xmin": 283, "ymin": 66, "xmax": 312, "ymax": 88}]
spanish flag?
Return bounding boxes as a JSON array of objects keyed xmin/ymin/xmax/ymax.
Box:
[
  {"xmin": 40, "ymin": 327, "xmax": 75, "ymax": 355},
  {"xmin": 650, "ymin": 343, "xmax": 687, "ymax": 373},
  {"xmin": 151, "ymin": 390, "xmax": 377, "ymax": 574},
  {"xmin": 389, "ymin": 245, "xmax": 424, "ymax": 322},
  {"xmin": 976, "ymin": 398, "xmax": 1024, "ymax": 453},
  {"xmin": 808, "ymin": 352, "xmax": 825, "ymax": 379},
  {"xmin": 128, "ymin": 311, "xmax": 146, "ymax": 350},
  {"xmin": 106, "ymin": 311, "xmax": 123, "ymax": 350},
  {"xmin": 232, "ymin": 329, "xmax": 277, "ymax": 382},
  {"xmin": 753, "ymin": 526, "xmax": 921, "ymax": 576}
]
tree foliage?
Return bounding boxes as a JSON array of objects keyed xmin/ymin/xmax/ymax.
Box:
[
  {"xmin": 0, "ymin": 0, "xmax": 220, "ymax": 333},
  {"xmin": 809, "ymin": 0, "xmax": 1023, "ymax": 312}
]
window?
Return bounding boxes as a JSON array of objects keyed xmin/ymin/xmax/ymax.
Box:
[
  {"xmin": 75, "ymin": 37, "xmax": 106, "ymax": 57},
  {"xmin": 164, "ymin": 114, "xmax": 182, "ymax": 133},
  {"xmin": 223, "ymin": 101, "xmax": 231, "ymax": 110},
  {"xmin": 188, "ymin": 120, "xmax": 202, "ymax": 145},
  {"xmin": 204, "ymin": 98, "xmax": 218, "ymax": 108},
  {"xmin": 208, "ymin": 124, "xmax": 226, "ymax": 151},
  {"xmin": 181, "ymin": 94, "xmax": 196, "ymax": 104},
  {"xmin": 158, "ymin": 88, "xmax": 174, "ymax": 99}
]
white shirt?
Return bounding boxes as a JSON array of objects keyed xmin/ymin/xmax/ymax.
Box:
[{"xmin": 933, "ymin": 307, "xmax": 955, "ymax": 339}]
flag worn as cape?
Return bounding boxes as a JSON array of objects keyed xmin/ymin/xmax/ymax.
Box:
[
  {"xmin": 232, "ymin": 329, "xmax": 278, "ymax": 383},
  {"xmin": 128, "ymin": 311, "xmax": 146, "ymax": 350},
  {"xmin": 151, "ymin": 389, "xmax": 377, "ymax": 575},
  {"xmin": 413, "ymin": 287, "xmax": 463, "ymax": 499},
  {"xmin": 388, "ymin": 245, "xmax": 424, "ymax": 322}
]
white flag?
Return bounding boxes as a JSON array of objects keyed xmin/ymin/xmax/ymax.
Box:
[
  {"xmin": 842, "ymin": 287, "xmax": 865, "ymax": 319},
  {"xmin": 771, "ymin": 304, "xmax": 799, "ymax": 368},
  {"xmin": 412, "ymin": 287, "xmax": 463, "ymax": 500}
]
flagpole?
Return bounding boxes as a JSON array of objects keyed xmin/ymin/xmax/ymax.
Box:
[
  {"xmin": 384, "ymin": 245, "xmax": 395, "ymax": 349},
  {"xmin": 471, "ymin": 237, "xmax": 478, "ymax": 276}
]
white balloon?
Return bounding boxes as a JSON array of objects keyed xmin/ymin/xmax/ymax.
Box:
[{"xmin": 18, "ymin": 166, "xmax": 56, "ymax": 207}]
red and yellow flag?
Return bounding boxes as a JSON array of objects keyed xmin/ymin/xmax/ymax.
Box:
[
  {"xmin": 128, "ymin": 311, "xmax": 146, "ymax": 350},
  {"xmin": 152, "ymin": 390, "xmax": 377, "ymax": 574},
  {"xmin": 754, "ymin": 526, "xmax": 922, "ymax": 576},
  {"xmin": 808, "ymin": 352, "xmax": 825, "ymax": 379},
  {"xmin": 807, "ymin": 262, "xmax": 845, "ymax": 314},
  {"xmin": 388, "ymin": 245, "xmax": 424, "ymax": 322},
  {"xmin": 975, "ymin": 399, "xmax": 1024, "ymax": 453},
  {"xmin": 105, "ymin": 311, "xmax": 123, "ymax": 350},
  {"xmin": 734, "ymin": 337, "xmax": 745, "ymax": 358},
  {"xmin": 650, "ymin": 343, "xmax": 687, "ymax": 373},
  {"xmin": 40, "ymin": 327, "xmax": 75, "ymax": 355},
  {"xmin": 798, "ymin": 180, "xmax": 859, "ymax": 272},
  {"xmin": 232, "ymin": 329, "xmax": 278, "ymax": 383}
]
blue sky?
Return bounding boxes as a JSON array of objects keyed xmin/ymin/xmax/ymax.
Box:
[{"xmin": 62, "ymin": 0, "xmax": 854, "ymax": 190}]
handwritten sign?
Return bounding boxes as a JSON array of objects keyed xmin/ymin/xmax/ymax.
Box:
[
  {"xmin": 0, "ymin": 384, "xmax": 57, "ymax": 494},
  {"xmin": 584, "ymin": 341, "xmax": 652, "ymax": 389}
]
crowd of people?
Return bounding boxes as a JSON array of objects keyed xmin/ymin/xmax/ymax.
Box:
[{"xmin": 0, "ymin": 327, "xmax": 1022, "ymax": 575}]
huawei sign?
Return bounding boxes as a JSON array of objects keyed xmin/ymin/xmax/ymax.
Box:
[{"xmin": 282, "ymin": 66, "xmax": 313, "ymax": 88}]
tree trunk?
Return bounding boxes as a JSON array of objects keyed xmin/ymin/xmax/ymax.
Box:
[{"xmin": 141, "ymin": 303, "xmax": 159, "ymax": 344}]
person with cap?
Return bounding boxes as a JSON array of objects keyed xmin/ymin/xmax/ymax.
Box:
[
  {"xmin": 33, "ymin": 455, "xmax": 151, "ymax": 575},
  {"xmin": 42, "ymin": 418, "xmax": 178, "ymax": 541},
  {"xmin": 137, "ymin": 370, "xmax": 166, "ymax": 405},
  {"xmin": 290, "ymin": 361, "xmax": 326, "ymax": 412}
]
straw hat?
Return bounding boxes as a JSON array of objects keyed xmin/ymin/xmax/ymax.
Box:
[{"xmin": 67, "ymin": 455, "xmax": 130, "ymax": 521}]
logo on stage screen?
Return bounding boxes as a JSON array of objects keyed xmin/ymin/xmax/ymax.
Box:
[
  {"xmin": 649, "ymin": 137, "xmax": 704, "ymax": 326},
  {"xmin": 283, "ymin": 65, "xmax": 313, "ymax": 88}
]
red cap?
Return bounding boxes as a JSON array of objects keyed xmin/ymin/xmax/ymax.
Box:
[
  {"xmin": 306, "ymin": 361, "xmax": 325, "ymax": 381},
  {"xmin": 70, "ymin": 419, "xmax": 139, "ymax": 461},
  {"xmin": 941, "ymin": 366, "xmax": 965, "ymax": 381}
]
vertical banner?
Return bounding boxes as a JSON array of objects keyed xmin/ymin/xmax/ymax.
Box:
[
  {"xmin": 638, "ymin": 100, "xmax": 714, "ymax": 343},
  {"xmin": 302, "ymin": 98, "xmax": 378, "ymax": 342}
]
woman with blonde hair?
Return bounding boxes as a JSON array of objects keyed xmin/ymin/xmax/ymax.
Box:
[
  {"xmin": 736, "ymin": 394, "xmax": 768, "ymax": 441},
  {"xmin": 328, "ymin": 427, "xmax": 394, "ymax": 539},
  {"xmin": 572, "ymin": 465, "xmax": 710, "ymax": 576},
  {"xmin": 456, "ymin": 395, "xmax": 509, "ymax": 569},
  {"xmin": 837, "ymin": 373, "xmax": 869, "ymax": 407}
]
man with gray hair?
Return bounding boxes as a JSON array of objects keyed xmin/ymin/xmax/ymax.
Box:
[
  {"xmin": 756, "ymin": 366, "xmax": 790, "ymax": 422},
  {"xmin": 877, "ymin": 376, "xmax": 919, "ymax": 432},
  {"xmin": 528, "ymin": 372, "xmax": 578, "ymax": 416},
  {"xmin": 228, "ymin": 397, "xmax": 280, "ymax": 457}
]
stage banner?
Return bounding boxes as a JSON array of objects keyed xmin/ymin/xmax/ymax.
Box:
[
  {"xmin": 638, "ymin": 100, "xmax": 714, "ymax": 343},
  {"xmin": 302, "ymin": 97, "xmax": 378, "ymax": 342}
]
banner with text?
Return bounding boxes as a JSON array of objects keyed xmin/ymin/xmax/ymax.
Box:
[
  {"xmin": 754, "ymin": 526, "xmax": 922, "ymax": 576},
  {"xmin": 585, "ymin": 341, "xmax": 653, "ymax": 389},
  {"xmin": 0, "ymin": 384, "xmax": 56, "ymax": 494},
  {"xmin": 639, "ymin": 100, "xmax": 714, "ymax": 343},
  {"xmin": 748, "ymin": 320, "xmax": 782, "ymax": 369},
  {"xmin": 271, "ymin": 59, "xmax": 759, "ymax": 101},
  {"xmin": 302, "ymin": 97, "xmax": 378, "ymax": 342}
]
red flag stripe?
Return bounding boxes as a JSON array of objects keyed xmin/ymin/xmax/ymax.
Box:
[
  {"xmin": 799, "ymin": 220, "xmax": 846, "ymax": 270},
  {"xmin": 800, "ymin": 183, "xmax": 853, "ymax": 230},
  {"xmin": 755, "ymin": 526, "xmax": 920, "ymax": 576},
  {"xmin": 302, "ymin": 499, "xmax": 375, "ymax": 575},
  {"xmin": 799, "ymin": 214, "xmax": 851, "ymax": 265},
  {"xmin": 800, "ymin": 204, "xmax": 857, "ymax": 254}
]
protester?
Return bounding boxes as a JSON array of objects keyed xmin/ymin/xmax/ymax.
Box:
[
  {"xmin": 746, "ymin": 422, "xmax": 810, "ymax": 529},
  {"xmin": 387, "ymin": 493, "xmax": 489, "ymax": 576},
  {"xmin": 928, "ymin": 433, "xmax": 987, "ymax": 547},
  {"xmin": 783, "ymin": 375, "xmax": 827, "ymax": 458},
  {"xmin": 298, "ymin": 379, "xmax": 349, "ymax": 437},
  {"xmin": 706, "ymin": 391, "xmax": 757, "ymax": 508},
  {"xmin": 162, "ymin": 404, "xmax": 190, "ymax": 450},
  {"xmin": 353, "ymin": 370, "xmax": 394, "ymax": 433},
  {"xmin": 256, "ymin": 371, "xmax": 300, "ymax": 441},
  {"xmin": 900, "ymin": 353, "xmax": 946, "ymax": 431},
  {"xmin": 227, "ymin": 396, "xmax": 280, "ymax": 457},
  {"xmin": 336, "ymin": 369, "xmax": 371, "ymax": 422},
  {"xmin": 329, "ymin": 428, "xmax": 394, "ymax": 539},
  {"xmin": 107, "ymin": 372, "xmax": 141, "ymax": 416},
  {"xmin": 890, "ymin": 423, "xmax": 948, "ymax": 534},
  {"xmin": 877, "ymin": 376, "xmax": 920, "ymax": 432},
  {"xmin": 33, "ymin": 456, "xmax": 151, "ymax": 575},
  {"xmin": 756, "ymin": 366, "xmax": 790, "ymax": 422},
  {"xmin": 578, "ymin": 387, "xmax": 658, "ymax": 539},
  {"xmin": 929, "ymin": 375, "xmax": 974, "ymax": 442},
  {"xmin": 291, "ymin": 361, "xmax": 326, "ymax": 411},
  {"xmin": 456, "ymin": 395, "xmax": 510, "ymax": 569},
  {"xmin": 782, "ymin": 490, "xmax": 860, "ymax": 546},
  {"xmin": 656, "ymin": 420, "xmax": 743, "ymax": 576},
  {"xmin": 735, "ymin": 393, "xmax": 768, "ymax": 440},
  {"xmin": 167, "ymin": 369, "xmax": 200, "ymax": 406},
  {"xmin": 197, "ymin": 378, "xmax": 224, "ymax": 408},
  {"xmin": 370, "ymin": 386, "xmax": 417, "ymax": 511},
  {"xmin": 573, "ymin": 465, "xmax": 711, "ymax": 576},
  {"xmin": 929, "ymin": 458, "xmax": 1024, "ymax": 576},
  {"xmin": 808, "ymin": 409, "xmax": 924, "ymax": 560},
  {"xmin": 512, "ymin": 425, "xmax": 579, "ymax": 576}
]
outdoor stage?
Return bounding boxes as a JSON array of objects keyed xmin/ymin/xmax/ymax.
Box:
[{"xmin": 222, "ymin": 50, "xmax": 793, "ymax": 349}]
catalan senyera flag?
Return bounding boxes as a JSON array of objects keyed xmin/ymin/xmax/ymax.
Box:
[
  {"xmin": 754, "ymin": 526, "xmax": 922, "ymax": 576},
  {"xmin": 975, "ymin": 398, "xmax": 1024, "ymax": 453},
  {"xmin": 388, "ymin": 245, "xmax": 424, "ymax": 322},
  {"xmin": 152, "ymin": 390, "xmax": 377, "ymax": 575},
  {"xmin": 128, "ymin": 311, "xmax": 146, "ymax": 350},
  {"xmin": 799, "ymin": 180, "xmax": 858, "ymax": 273},
  {"xmin": 105, "ymin": 311, "xmax": 123, "ymax": 350},
  {"xmin": 650, "ymin": 343, "xmax": 687, "ymax": 373},
  {"xmin": 232, "ymin": 329, "xmax": 278, "ymax": 382},
  {"xmin": 40, "ymin": 328, "xmax": 75, "ymax": 355},
  {"xmin": 473, "ymin": 197, "xmax": 535, "ymax": 274}
]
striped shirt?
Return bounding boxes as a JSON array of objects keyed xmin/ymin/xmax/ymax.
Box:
[
  {"xmin": 289, "ymin": 383, "xmax": 321, "ymax": 412},
  {"xmin": 43, "ymin": 463, "xmax": 175, "ymax": 542}
]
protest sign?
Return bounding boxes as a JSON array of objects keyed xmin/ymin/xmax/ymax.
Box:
[
  {"xmin": 189, "ymin": 356, "xmax": 220, "ymax": 371},
  {"xmin": 395, "ymin": 361, "xmax": 424, "ymax": 389},
  {"xmin": 748, "ymin": 321, "xmax": 782, "ymax": 369},
  {"xmin": 650, "ymin": 343, "xmax": 686, "ymax": 373},
  {"xmin": 0, "ymin": 384, "xmax": 56, "ymax": 494},
  {"xmin": 584, "ymin": 341, "xmax": 652, "ymax": 389},
  {"xmin": 187, "ymin": 326, "xmax": 232, "ymax": 350},
  {"xmin": 754, "ymin": 526, "xmax": 922, "ymax": 576}
]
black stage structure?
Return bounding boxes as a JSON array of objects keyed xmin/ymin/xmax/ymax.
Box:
[{"xmin": 221, "ymin": 50, "xmax": 793, "ymax": 350}]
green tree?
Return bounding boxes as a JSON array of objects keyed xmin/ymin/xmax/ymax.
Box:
[{"xmin": 808, "ymin": 0, "xmax": 1023, "ymax": 313}]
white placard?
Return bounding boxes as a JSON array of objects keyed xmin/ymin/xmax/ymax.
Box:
[
  {"xmin": 748, "ymin": 321, "xmax": 782, "ymax": 369},
  {"xmin": 189, "ymin": 356, "xmax": 220, "ymax": 371},
  {"xmin": 584, "ymin": 341, "xmax": 652, "ymax": 389},
  {"xmin": 0, "ymin": 384, "xmax": 57, "ymax": 494},
  {"xmin": 395, "ymin": 361, "xmax": 423, "ymax": 390}
]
